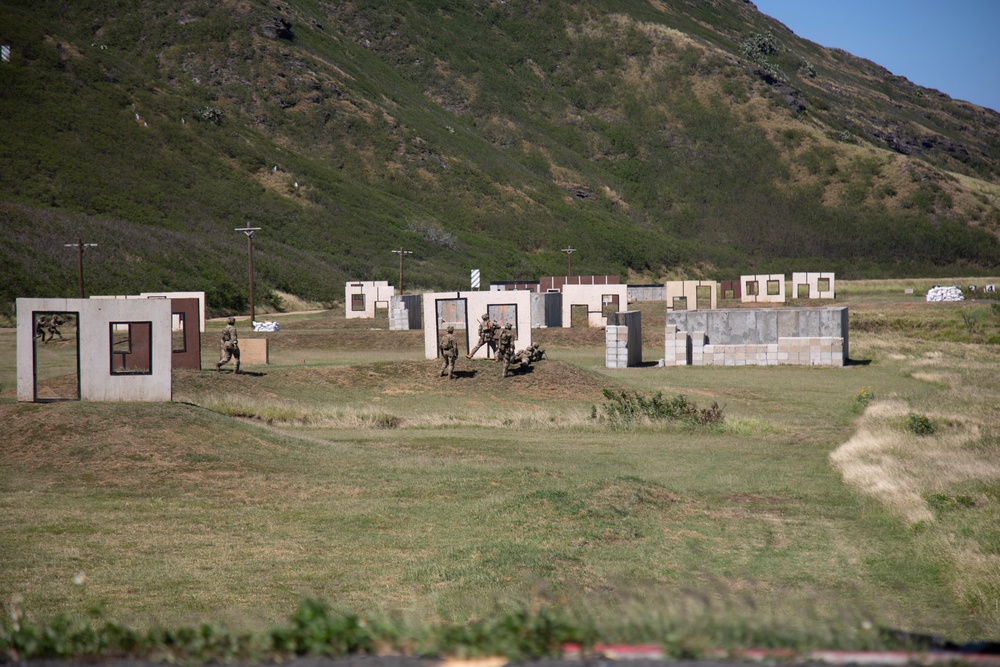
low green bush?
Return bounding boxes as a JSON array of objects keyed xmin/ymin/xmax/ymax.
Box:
[
  {"xmin": 906, "ymin": 413, "xmax": 935, "ymax": 436},
  {"xmin": 599, "ymin": 389, "xmax": 723, "ymax": 429}
]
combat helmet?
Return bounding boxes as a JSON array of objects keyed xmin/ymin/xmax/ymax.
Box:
[{"xmin": 227, "ymin": 316, "xmax": 236, "ymax": 325}]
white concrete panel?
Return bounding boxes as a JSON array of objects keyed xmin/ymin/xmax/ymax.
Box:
[
  {"xmin": 422, "ymin": 290, "xmax": 532, "ymax": 359},
  {"xmin": 561, "ymin": 284, "xmax": 628, "ymax": 328},
  {"xmin": 18, "ymin": 298, "xmax": 173, "ymax": 402},
  {"xmin": 345, "ymin": 281, "xmax": 396, "ymax": 319}
]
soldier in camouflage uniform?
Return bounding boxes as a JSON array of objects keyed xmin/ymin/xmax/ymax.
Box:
[
  {"xmin": 439, "ymin": 325, "xmax": 459, "ymax": 379},
  {"xmin": 35, "ymin": 315, "xmax": 49, "ymax": 343},
  {"xmin": 47, "ymin": 314, "xmax": 65, "ymax": 341},
  {"xmin": 467, "ymin": 313, "xmax": 499, "ymax": 359},
  {"xmin": 528, "ymin": 342, "xmax": 545, "ymax": 362},
  {"xmin": 497, "ymin": 322, "xmax": 515, "ymax": 378},
  {"xmin": 216, "ymin": 316, "xmax": 240, "ymax": 373}
]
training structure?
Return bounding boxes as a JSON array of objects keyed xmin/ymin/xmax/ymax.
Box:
[
  {"xmin": 17, "ymin": 297, "xmax": 173, "ymax": 402},
  {"xmin": 345, "ymin": 281, "xmax": 395, "ymax": 319},
  {"xmin": 562, "ymin": 284, "xmax": 629, "ymax": 328},
  {"xmin": 740, "ymin": 274, "xmax": 786, "ymax": 304},
  {"xmin": 389, "ymin": 294, "xmax": 423, "ymax": 330},
  {"xmin": 92, "ymin": 293, "xmax": 204, "ymax": 370},
  {"xmin": 664, "ymin": 307, "xmax": 848, "ymax": 367},
  {"xmin": 791, "ymin": 273, "xmax": 835, "ymax": 299},
  {"xmin": 665, "ymin": 280, "xmax": 718, "ymax": 311},
  {"xmin": 422, "ymin": 290, "xmax": 531, "ymax": 360},
  {"xmin": 606, "ymin": 311, "xmax": 643, "ymax": 368}
]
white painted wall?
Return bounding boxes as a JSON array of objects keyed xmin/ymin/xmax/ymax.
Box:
[
  {"xmin": 17, "ymin": 298, "xmax": 173, "ymax": 402},
  {"xmin": 345, "ymin": 281, "xmax": 395, "ymax": 319},
  {"xmin": 561, "ymin": 284, "xmax": 629, "ymax": 328},
  {"xmin": 421, "ymin": 290, "xmax": 532, "ymax": 359}
]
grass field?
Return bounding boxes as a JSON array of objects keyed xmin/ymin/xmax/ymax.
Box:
[{"xmin": 1, "ymin": 281, "xmax": 999, "ymax": 651}]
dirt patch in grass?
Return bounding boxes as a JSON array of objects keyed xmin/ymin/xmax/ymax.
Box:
[{"xmin": 179, "ymin": 358, "xmax": 617, "ymax": 404}]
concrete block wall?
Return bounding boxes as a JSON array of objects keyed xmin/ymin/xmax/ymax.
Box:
[
  {"xmin": 665, "ymin": 307, "xmax": 849, "ymax": 367},
  {"xmin": 663, "ymin": 324, "xmax": 690, "ymax": 366},
  {"xmin": 606, "ymin": 325, "xmax": 628, "ymax": 369},
  {"xmin": 606, "ymin": 310, "xmax": 642, "ymax": 368}
]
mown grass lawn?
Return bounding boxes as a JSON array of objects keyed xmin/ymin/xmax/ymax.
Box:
[{"xmin": 1, "ymin": 283, "xmax": 998, "ymax": 646}]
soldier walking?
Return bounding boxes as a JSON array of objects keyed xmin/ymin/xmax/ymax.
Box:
[
  {"xmin": 467, "ymin": 313, "xmax": 499, "ymax": 359},
  {"xmin": 439, "ymin": 325, "xmax": 459, "ymax": 379},
  {"xmin": 216, "ymin": 317, "xmax": 241, "ymax": 373}
]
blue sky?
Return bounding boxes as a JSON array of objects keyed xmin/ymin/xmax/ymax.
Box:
[{"xmin": 751, "ymin": 0, "xmax": 1000, "ymax": 112}]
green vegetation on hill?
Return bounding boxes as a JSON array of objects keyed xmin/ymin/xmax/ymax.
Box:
[{"xmin": 2, "ymin": 0, "xmax": 1000, "ymax": 315}]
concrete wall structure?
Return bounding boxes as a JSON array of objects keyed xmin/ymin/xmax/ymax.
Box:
[
  {"xmin": 740, "ymin": 274, "xmax": 786, "ymax": 304},
  {"xmin": 140, "ymin": 291, "xmax": 207, "ymax": 332},
  {"xmin": 606, "ymin": 311, "xmax": 642, "ymax": 368},
  {"xmin": 562, "ymin": 284, "xmax": 629, "ymax": 328},
  {"xmin": 93, "ymin": 291, "xmax": 207, "ymax": 332},
  {"xmin": 389, "ymin": 294, "xmax": 422, "ymax": 330},
  {"xmin": 422, "ymin": 290, "xmax": 531, "ymax": 359},
  {"xmin": 90, "ymin": 294, "xmax": 203, "ymax": 370},
  {"xmin": 665, "ymin": 280, "xmax": 718, "ymax": 311},
  {"xmin": 664, "ymin": 307, "xmax": 848, "ymax": 367},
  {"xmin": 719, "ymin": 280, "xmax": 742, "ymax": 301},
  {"xmin": 792, "ymin": 272, "xmax": 836, "ymax": 299},
  {"xmin": 530, "ymin": 292, "xmax": 562, "ymax": 328},
  {"xmin": 17, "ymin": 298, "xmax": 172, "ymax": 402},
  {"xmin": 627, "ymin": 285, "xmax": 665, "ymax": 303},
  {"xmin": 345, "ymin": 281, "xmax": 395, "ymax": 319}
]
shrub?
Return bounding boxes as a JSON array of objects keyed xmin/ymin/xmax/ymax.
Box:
[
  {"xmin": 599, "ymin": 389, "xmax": 723, "ymax": 429},
  {"xmin": 906, "ymin": 413, "xmax": 935, "ymax": 436},
  {"xmin": 852, "ymin": 386, "xmax": 875, "ymax": 412}
]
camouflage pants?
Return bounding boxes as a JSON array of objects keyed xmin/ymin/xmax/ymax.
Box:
[
  {"xmin": 440, "ymin": 353, "xmax": 457, "ymax": 378},
  {"xmin": 218, "ymin": 342, "xmax": 240, "ymax": 370}
]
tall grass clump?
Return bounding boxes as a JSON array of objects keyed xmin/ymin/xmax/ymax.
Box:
[{"xmin": 597, "ymin": 389, "xmax": 723, "ymax": 430}]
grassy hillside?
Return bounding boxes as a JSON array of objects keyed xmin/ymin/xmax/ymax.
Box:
[{"xmin": 2, "ymin": 0, "xmax": 1000, "ymax": 316}]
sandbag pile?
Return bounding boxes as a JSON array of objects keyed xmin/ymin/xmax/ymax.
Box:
[{"xmin": 926, "ymin": 286, "xmax": 964, "ymax": 302}]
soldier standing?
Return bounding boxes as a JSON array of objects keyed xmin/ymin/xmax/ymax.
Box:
[
  {"xmin": 439, "ymin": 325, "xmax": 459, "ymax": 379},
  {"xmin": 498, "ymin": 322, "xmax": 515, "ymax": 378},
  {"xmin": 216, "ymin": 316, "xmax": 241, "ymax": 373},
  {"xmin": 35, "ymin": 315, "xmax": 49, "ymax": 343},
  {"xmin": 467, "ymin": 313, "xmax": 499, "ymax": 359}
]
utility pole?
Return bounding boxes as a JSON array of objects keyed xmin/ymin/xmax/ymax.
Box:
[
  {"xmin": 561, "ymin": 247, "xmax": 576, "ymax": 277},
  {"xmin": 64, "ymin": 238, "xmax": 98, "ymax": 298},
  {"xmin": 235, "ymin": 227, "xmax": 261, "ymax": 324},
  {"xmin": 391, "ymin": 248, "xmax": 413, "ymax": 295}
]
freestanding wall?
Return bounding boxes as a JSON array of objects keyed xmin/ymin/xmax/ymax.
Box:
[
  {"xmin": 422, "ymin": 290, "xmax": 532, "ymax": 360},
  {"xmin": 740, "ymin": 275, "xmax": 786, "ymax": 304},
  {"xmin": 389, "ymin": 294, "xmax": 422, "ymax": 330},
  {"xmin": 345, "ymin": 281, "xmax": 395, "ymax": 319},
  {"xmin": 665, "ymin": 280, "xmax": 718, "ymax": 311},
  {"xmin": 664, "ymin": 307, "xmax": 848, "ymax": 366},
  {"xmin": 791, "ymin": 272, "xmax": 836, "ymax": 299},
  {"xmin": 562, "ymin": 284, "xmax": 629, "ymax": 328},
  {"xmin": 17, "ymin": 298, "xmax": 173, "ymax": 402},
  {"xmin": 606, "ymin": 311, "xmax": 642, "ymax": 368}
]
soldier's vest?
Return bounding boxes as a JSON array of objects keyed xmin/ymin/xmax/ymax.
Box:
[{"xmin": 481, "ymin": 320, "xmax": 495, "ymax": 341}]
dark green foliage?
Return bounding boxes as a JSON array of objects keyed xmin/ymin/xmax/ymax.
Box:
[
  {"xmin": 269, "ymin": 599, "xmax": 372, "ymax": 656},
  {"xmin": 906, "ymin": 413, "xmax": 936, "ymax": 436},
  {"xmin": 600, "ymin": 389, "xmax": 724, "ymax": 429},
  {"xmin": 2, "ymin": 0, "xmax": 999, "ymax": 313}
]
